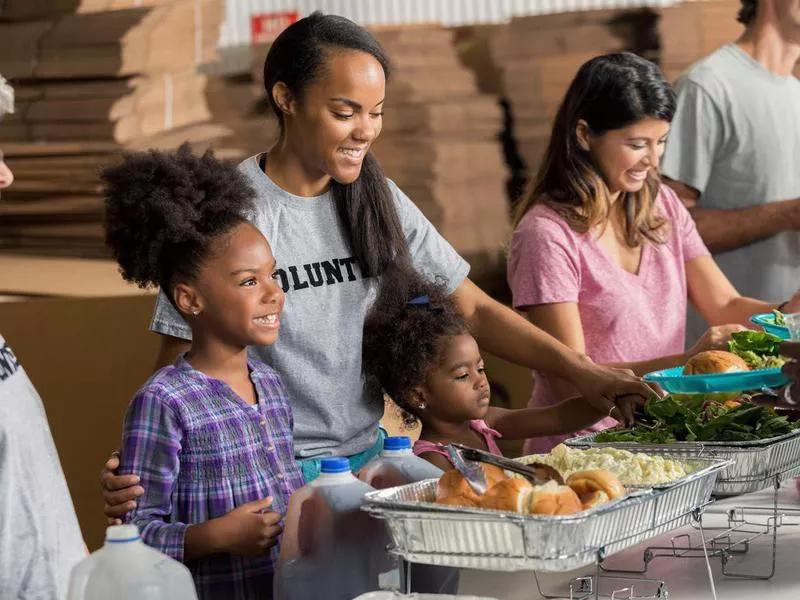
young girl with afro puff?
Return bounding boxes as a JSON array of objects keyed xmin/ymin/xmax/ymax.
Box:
[
  {"xmin": 104, "ymin": 145, "xmax": 304, "ymax": 599},
  {"xmin": 362, "ymin": 267, "xmax": 613, "ymax": 472}
]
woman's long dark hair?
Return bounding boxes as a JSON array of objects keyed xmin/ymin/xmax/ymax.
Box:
[
  {"xmin": 263, "ymin": 11, "xmax": 409, "ymax": 277},
  {"xmin": 512, "ymin": 52, "xmax": 676, "ymax": 247}
]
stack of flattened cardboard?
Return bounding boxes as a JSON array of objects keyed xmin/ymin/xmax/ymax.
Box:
[
  {"xmin": 0, "ymin": 0, "xmax": 169, "ymax": 21},
  {"xmin": 658, "ymin": 0, "xmax": 744, "ymax": 83},
  {"xmin": 0, "ymin": 0, "xmax": 223, "ymax": 144},
  {"xmin": 0, "ymin": 142, "xmax": 114, "ymax": 257},
  {"xmin": 370, "ymin": 26, "xmax": 510, "ymax": 257},
  {"xmin": 0, "ymin": 1, "xmax": 222, "ymax": 79},
  {"xmin": 659, "ymin": 0, "xmax": 800, "ymax": 81},
  {"xmin": 489, "ymin": 9, "xmax": 658, "ymax": 180},
  {"xmin": 203, "ymin": 73, "xmax": 278, "ymax": 160},
  {"xmin": 4, "ymin": 73, "xmax": 214, "ymax": 144},
  {"xmin": 0, "ymin": 126, "xmax": 232, "ymax": 257},
  {"xmin": 0, "ymin": 0, "xmax": 235, "ymax": 257}
]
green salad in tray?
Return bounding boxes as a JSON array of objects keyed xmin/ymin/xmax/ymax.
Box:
[
  {"xmin": 727, "ymin": 330, "xmax": 786, "ymax": 370},
  {"xmin": 595, "ymin": 395, "xmax": 800, "ymax": 444}
]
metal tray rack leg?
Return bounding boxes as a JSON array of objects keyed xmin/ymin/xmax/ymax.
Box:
[
  {"xmin": 533, "ymin": 556, "xmax": 670, "ymax": 600},
  {"xmin": 602, "ymin": 476, "xmax": 800, "ymax": 581}
]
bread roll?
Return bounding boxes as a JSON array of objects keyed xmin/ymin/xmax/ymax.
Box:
[
  {"xmin": 683, "ymin": 350, "xmax": 749, "ymax": 375},
  {"xmin": 437, "ymin": 493, "xmax": 479, "ymax": 508},
  {"xmin": 479, "ymin": 479, "xmax": 534, "ymax": 513},
  {"xmin": 566, "ymin": 470, "xmax": 625, "ymax": 506},
  {"xmin": 436, "ymin": 469, "xmax": 479, "ymax": 506},
  {"xmin": 527, "ymin": 481, "xmax": 583, "ymax": 515},
  {"xmin": 435, "ymin": 464, "xmax": 509, "ymax": 508},
  {"xmin": 579, "ymin": 490, "xmax": 610, "ymax": 509},
  {"xmin": 481, "ymin": 463, "xmax": 510, "ymax": 488}
]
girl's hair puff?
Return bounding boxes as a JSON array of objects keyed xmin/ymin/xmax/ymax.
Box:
[
  {"xmin": 102, "ymin": 144, "xmax": 256, "ymax": 304},
  {"xmin": 363, "ymin": 267, "xmax": 468, "ymax": 425}
]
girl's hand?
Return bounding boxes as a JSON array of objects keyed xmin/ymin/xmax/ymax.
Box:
[
  {"xmin": 216, "ymin": 497, "xmax": 283, "ymax": 556},
  {"xmin": 686, "ymin": 324, "xmax": 747, "ymax": 358}
]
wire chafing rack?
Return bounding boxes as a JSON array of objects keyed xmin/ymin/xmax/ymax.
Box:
[{"xmin": 565, "ymin": 433, "xmax": 800, "ymax": 580}]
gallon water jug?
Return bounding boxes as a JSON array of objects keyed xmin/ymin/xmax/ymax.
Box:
[
  {"xmin": 67, "ymin": 524, "xmax": 197, "ymax": 600},
  {"xmin": 360, "ymin": 436, "xmax": 444, "ymax": 489},
  {"xmin": 275, "ymin": 457, "xmax": 397, "ymax": 600},
  {"xmin": 360, "ymin": 437, "xmax": 458, "ymax": 595}
]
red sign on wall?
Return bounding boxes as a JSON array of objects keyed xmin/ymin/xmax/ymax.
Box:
[{"xmin": 251, "ymin": 11, "xmax": 299, "ymax": 45}]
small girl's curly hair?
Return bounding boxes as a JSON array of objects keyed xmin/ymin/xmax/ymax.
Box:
[
  {"xmin": 102, "ymin": 144, "xmax": 256, "ymax": 304},
  {"xmin": 363, "ymin": 266, "xmax": 469, "ymax": 426},
  {"xmin": 737, "ymin": 0, "xmax": 757, "ymax": 25}
]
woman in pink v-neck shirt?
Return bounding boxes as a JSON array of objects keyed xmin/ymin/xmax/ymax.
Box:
[{"xmin": 508, "ymin": 53, "xmax": 800, "ymax": 454}]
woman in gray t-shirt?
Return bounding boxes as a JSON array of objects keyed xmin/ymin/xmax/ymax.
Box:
[{"xmin": 101, "ymin": 13, "xmax": 656, "ymax": 514}]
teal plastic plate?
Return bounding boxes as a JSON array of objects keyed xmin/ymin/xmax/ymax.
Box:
[
  {"xmin": 643, "ymin": 366, "xmax": 788, "ymax": 394},
  {"xmin": 750, "ymin": 313, "xmax": 790, "ymax": 340}
]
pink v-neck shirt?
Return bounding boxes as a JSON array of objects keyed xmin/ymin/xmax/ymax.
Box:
[{"xmin": 508, "ymin": 185, "xmax": 710, "ymax": 454}]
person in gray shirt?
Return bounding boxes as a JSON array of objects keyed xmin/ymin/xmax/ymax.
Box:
[
  {"xmin": 0, "ymin": 76, "xmax": 87, "ymax": 599},
  {"xmin": 661, "ymin": 0, "xmax": 800, "ymax": 341}
]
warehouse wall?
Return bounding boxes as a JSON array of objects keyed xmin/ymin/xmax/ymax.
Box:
[
  {"xmin": 209, "ymin": 0, "xmax": 685, "ymax": 72},
  {"xmin": 219, "ymin": 0, "xmax": 680, "ymax": 47}
]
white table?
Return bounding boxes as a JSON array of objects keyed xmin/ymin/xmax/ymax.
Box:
[{"xmin": 457, "ymin": 486, "xmax": 800, "ymax": 599}]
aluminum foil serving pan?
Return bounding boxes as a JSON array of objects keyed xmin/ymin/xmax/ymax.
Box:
[
  {"xmin": 566, "ymin": 429, "xmax": 800, "ymax": 496},
  {"xmin": 362, "ymin": 458, "xmax": 728, "ymax": 573}
]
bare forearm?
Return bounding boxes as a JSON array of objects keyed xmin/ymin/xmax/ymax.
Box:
[
  {"xmin": 184, "ymin": 519, "xmax": 225, "ymax": 560},
  {"xmin": 487, "ymin": 398, "xmax": 605, "ymax": 440},
  {"xmin": 466, "ymin": 298, "xmax": 588, "ymax": 380},
  {"xmin": 606, "ymin": 354, "xmax": 688, "ymax": 377},
  {"xmin": 690, "ymin": 201, "xmax": 799, "ymax": 254},
  {"xmin": 711, "ymin": 297, "xmax": 777, "ymax": 326}
]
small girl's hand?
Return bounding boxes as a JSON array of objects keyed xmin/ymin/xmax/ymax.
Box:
[
  {"xmin": 611, "ymin": 394, "xmax": 642, "ymax": 427},
  {"xmin": 216, "ymin": 497, "xmax": 283, "ymax": 556}
]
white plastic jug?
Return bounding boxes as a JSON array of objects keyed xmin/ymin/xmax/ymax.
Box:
[
  {"xmin": 275, "ymin": 457, "xmax": 397, "ymax": 600},
  {"xmin": 361, "ymin": 437, "xmax": 458, "ymax": 596},
  {"xmin": 360, "ymin": 436, "xmax": 444, "ymax": 489},
  {"xmin": 68, "ymin": 525, "xmax": 197, "ymax": 600}
]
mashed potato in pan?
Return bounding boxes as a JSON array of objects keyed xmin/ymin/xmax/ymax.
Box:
[{"xmin": 517, "ymin": 444, "xmax": 690, "ymax": 486}]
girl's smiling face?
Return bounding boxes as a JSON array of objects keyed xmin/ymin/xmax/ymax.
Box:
[
  {"xmin": 174, "ymin": 222, "xmax": 285, "ymax": 348},
  {"xmin": 415, "ymin": 333, "xmax": 491, "ymax": 422}
]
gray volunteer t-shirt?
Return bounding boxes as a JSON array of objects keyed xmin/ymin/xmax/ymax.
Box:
[
  {"xmin": 151, "ymin": 154, "xmax": 470, "ymax": 458},
  {"xmin": 661, "ymin": 44, "xmax": 800, "ymax": 341},
  {"xmin": 0, "ymin": 335, "xmax": 86, "ymax": 598}
]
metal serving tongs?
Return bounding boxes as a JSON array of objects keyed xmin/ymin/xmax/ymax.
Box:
[
  {"xmin": 445, "ymin": 445, "xmax": 490, "ymax": 495},
  {"xmin": 445, "ymin": 444, "xmax": 565, "ymax": 496},
  {"xmin": 747, "ymin": 388, "xmax": 800, "ymax": 412}
]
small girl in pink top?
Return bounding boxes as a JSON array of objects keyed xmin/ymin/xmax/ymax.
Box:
[
  {"xmin": 508, "ymin": 52, "xmax": 800, "ymax": 454},
  {"xmin": 362, "ymin": 267, "xmax": 614, "ymax": 471}
]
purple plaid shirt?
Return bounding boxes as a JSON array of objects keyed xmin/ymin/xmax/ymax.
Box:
[{"xmin": 120, "ymin": 356, "xmax": 304, "ymax": 600}]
